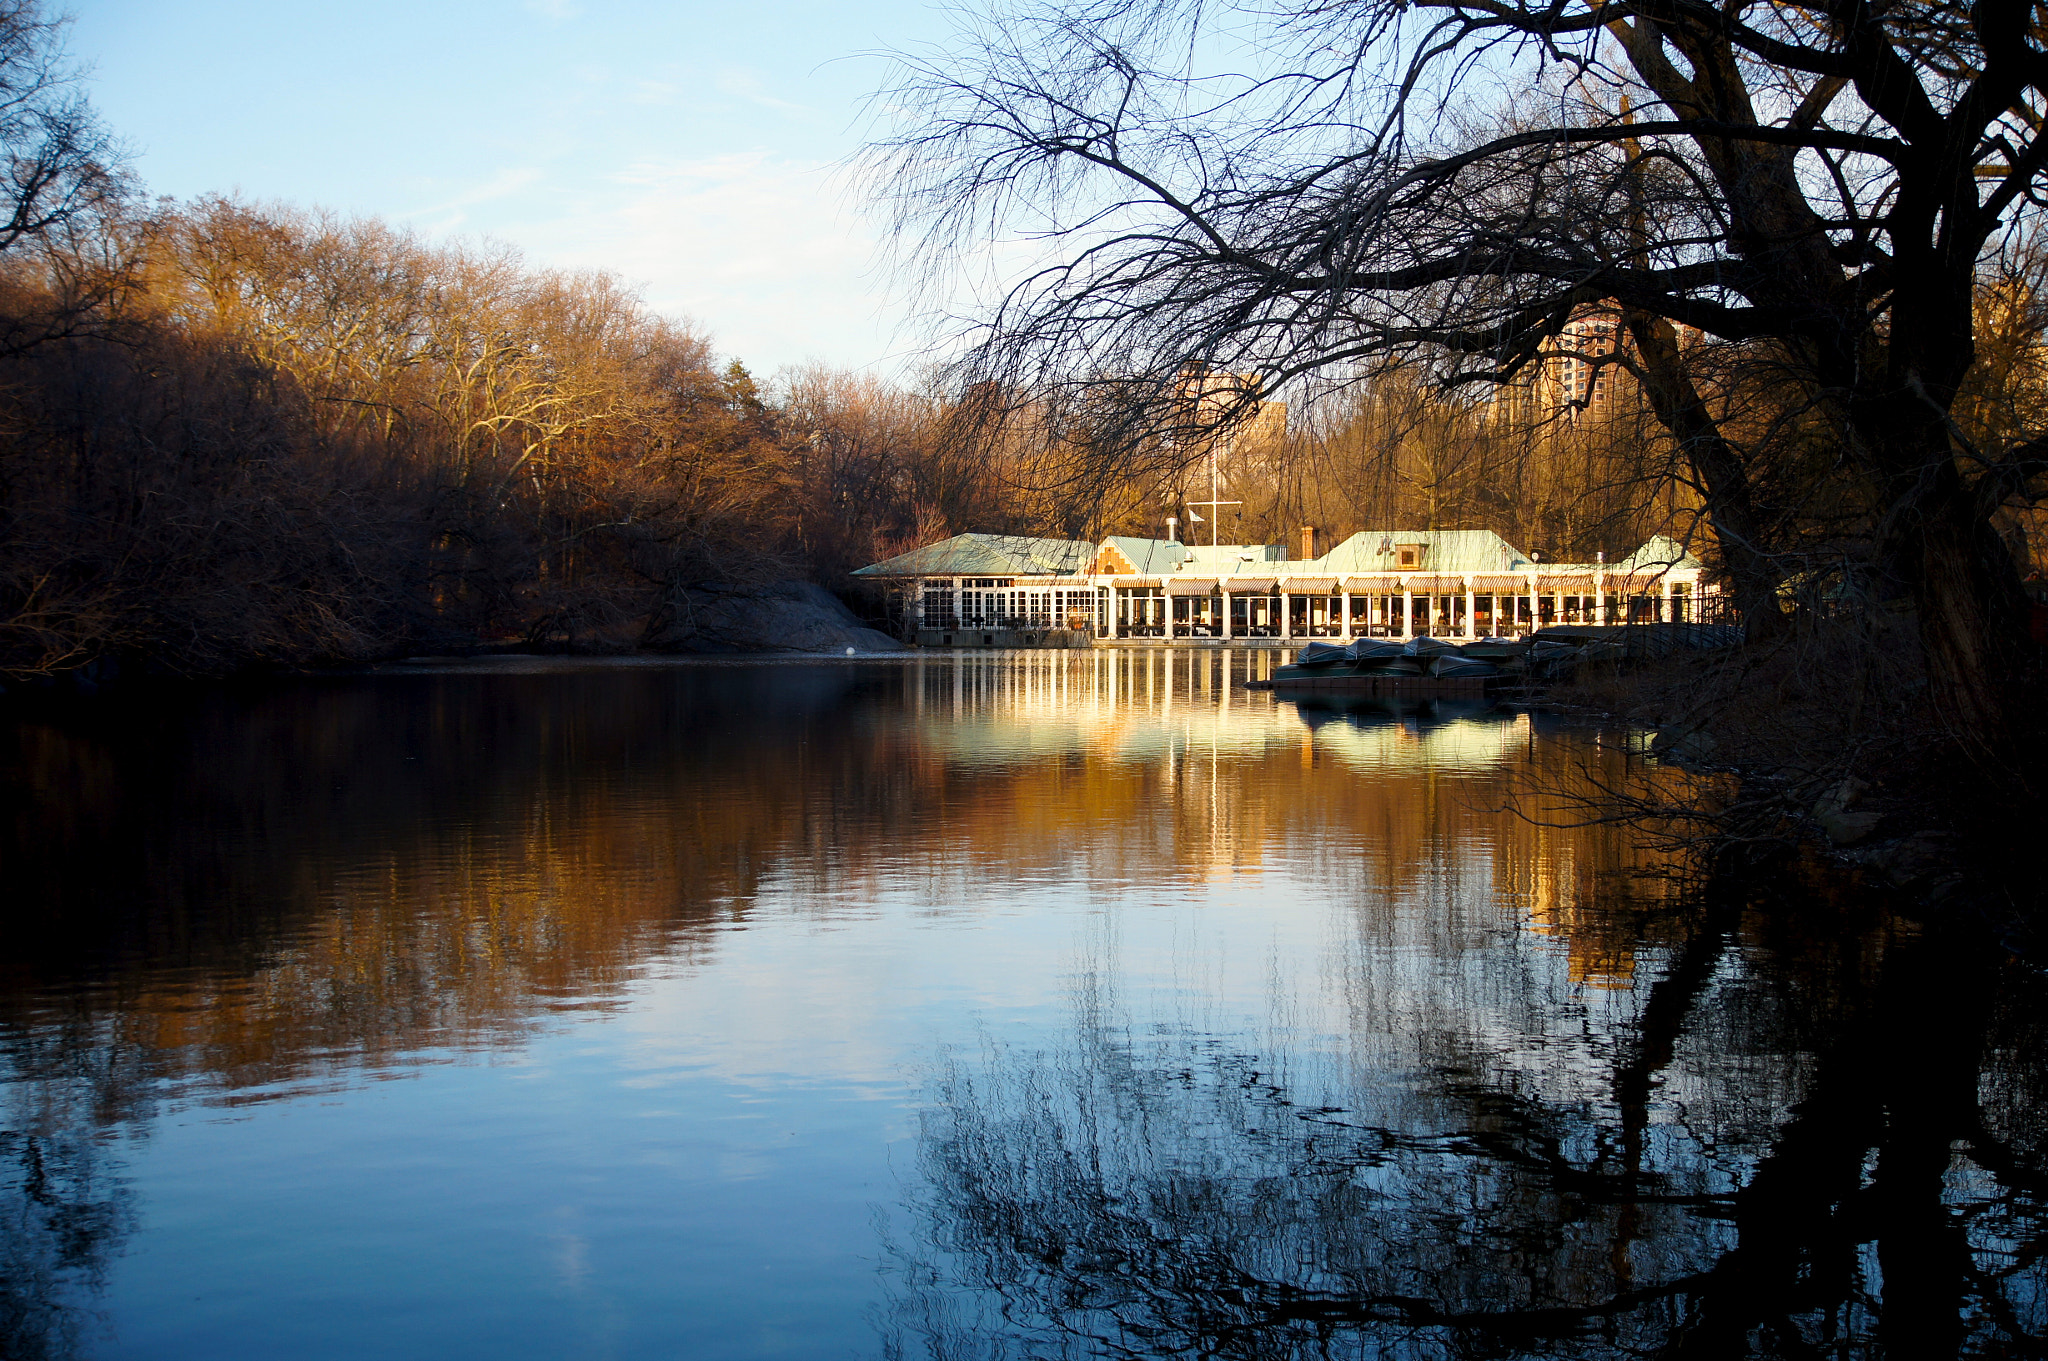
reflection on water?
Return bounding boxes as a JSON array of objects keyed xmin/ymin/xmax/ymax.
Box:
[
  {"xmin": 0, "ymin": 651, "xmax": 2042, "ymax": 1358},
  {"xmin": 886, "ymin": 915, "xmax": 2048, "ymax": 1359}
]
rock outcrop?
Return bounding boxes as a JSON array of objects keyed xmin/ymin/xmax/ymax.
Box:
[{"xmin": 648, "ymin": 581, "xmax": 906, "ymax": 654}]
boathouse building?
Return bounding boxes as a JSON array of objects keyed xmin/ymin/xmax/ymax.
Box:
[{"xmin": 853, "ymin": 529, "xmax": 1718, "ymax": 644}]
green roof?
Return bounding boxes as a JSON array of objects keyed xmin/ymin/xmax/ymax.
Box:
[
  {"xmin": 855, "ymin": 529, "xmax": 1703, "ymax": 580},
  {"xmin": 1612, "ymin": 535, "xmax": 1704, "ymax": 573},
  {"xmin": 852, "ymin": 533, "xmax": 1095, "ymax": 578},
  {"xmin": 1308, "ymin": 530, "xmax": 1533, "ymax": 575},
  {"xmin": 1100, "ymin": 537, "xmax": 1191, "ymax": 574},
  {"xmin": 1180, "ymin": 542, "xmax": 1288, "ymax": 576}
]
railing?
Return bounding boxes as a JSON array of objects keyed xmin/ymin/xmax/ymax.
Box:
[{"xmin": 919, "ymin": 612, "xmax": 1086, "ymax": 631}]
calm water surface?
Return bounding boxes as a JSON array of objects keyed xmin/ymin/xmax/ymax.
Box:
[{"xmin": 2, "ymin": 651, "xmax": 2043, "ymax": 1359}]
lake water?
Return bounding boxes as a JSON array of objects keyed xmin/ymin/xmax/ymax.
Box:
[{"xmin": 2, "ymin": 651, "xmax": 2043, "ymax": 1359}]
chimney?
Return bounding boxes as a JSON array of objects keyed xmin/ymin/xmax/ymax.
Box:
[
  {"xmin": 1167, "ymin": 516, "xmax": 1178, "ymax": 543},
  {"xmin": 1299, "ymin": 525, "xmax": 1319, "ymax": 561}
]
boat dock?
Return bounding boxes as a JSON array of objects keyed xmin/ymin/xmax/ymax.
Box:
[{"xmin": 1246, "ymin": 624, "xmax": 1744, "ymax": 695}]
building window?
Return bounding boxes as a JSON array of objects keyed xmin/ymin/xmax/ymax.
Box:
[{"xmin": 1397, "ymin": 544, "xmax": 1424, "ymax": 568}]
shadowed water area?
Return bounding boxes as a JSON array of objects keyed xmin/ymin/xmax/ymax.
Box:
[{"xmin": 1, "ymin": 652, "xmax": 2043, "ymax": 1359}]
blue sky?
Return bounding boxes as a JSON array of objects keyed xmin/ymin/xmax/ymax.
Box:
[{"xmin": 71, "ymin": 0, "xmax": 949, "ymax": 375}]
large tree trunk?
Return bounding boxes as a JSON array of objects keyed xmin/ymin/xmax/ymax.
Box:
[
  {"xmin": 1893, "ymin": 462, "xmax": 2045, "ymax": 796},
  {"xmin": 1863, "ymin": 268, "xmax": 2048, "ymax": 802},
  {"xmin": 1623, "ymin": 311, "xmax": 1787, "ymax": 638}
]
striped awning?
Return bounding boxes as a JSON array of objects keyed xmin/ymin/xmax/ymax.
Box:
[
  {"xmin": 1532, "ymin": 574, "xmax": 1598, "ymax": 593},
  {"xmin": 1277, "ymin": 577, "xmax": 1339, "ymax": 592},
  {"xmin": 1469, "ymin": 574, "xmax": 1532, "ymax": 592},
  {"xmin": 1220, "ymin": 577, "xmax": 1277, "ymax": 592},
  {"xmin": 1164, "ymin": 577, "xmax": 1219, "ymax": 595},
  {"xmin": 1399, "ymin": 575, "xmax": 1462, "ymax": 592}
]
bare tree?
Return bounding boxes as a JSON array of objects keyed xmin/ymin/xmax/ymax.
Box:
[
  {"xmin": 870, "ymin": 0, "xmax": 2048, "ymax": 787},
  {"xmin": 0, "ymin": 1, "xmax": 122, "ymax": 255}
]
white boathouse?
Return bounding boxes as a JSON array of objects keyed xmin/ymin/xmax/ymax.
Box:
[{"xmin": 853, "ymin": 530, "xmax": 1720, "ymax": 644}]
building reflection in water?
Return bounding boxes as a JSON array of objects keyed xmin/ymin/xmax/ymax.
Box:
[{"xmin": 0, "ymin": 651, "xmax": 2040, "ymax": 1359}]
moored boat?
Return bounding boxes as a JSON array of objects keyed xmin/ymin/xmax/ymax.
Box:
[
  {"xmin": 1258, "ymin": 638, "xmax": 1514, "ymax": 688},
  {"xmin": 1294, "ymin": 640, "xmax": 1351, "ymax": 666},
  {"xmin": 1524, "ymin": 640, "xmax": 1580, "ymax": 680},
  {"xmin": 1429, "ymin": 654, "xmax": 1499, "ymax": 678},
  {"xmin": 1268, "ymin": 659, "xmax": 1362, "ymax": 684}
]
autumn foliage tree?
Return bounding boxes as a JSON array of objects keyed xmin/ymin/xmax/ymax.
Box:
[
  {"xmin": 0, "ymin": 191, "xmax": 961, "ymax": 676},
  {"xmin": 0, "ymin": 177, "xmax": 1095, "ymax": 676}
]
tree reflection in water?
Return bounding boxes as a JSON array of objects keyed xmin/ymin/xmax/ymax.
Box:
[
  {"xmin": 0, "ymin": 655, "xmax": 2042, "ymax": 1357},
  {"xmin": 882, "ymin": 894, "xmax": 2048, "ymax": 1359},
  {"xmin": 0, "ymin": 1122, "xmax": 132, "ymax": 1360}
]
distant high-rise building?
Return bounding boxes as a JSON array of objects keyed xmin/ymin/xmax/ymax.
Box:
[
  {"xmin": 1174, "ymin": 365, "xmax": 1287, "ymax": 464},
  {"xmin": 1486, "ymin": 305, "xmax": 1628, "ymax": 429}
]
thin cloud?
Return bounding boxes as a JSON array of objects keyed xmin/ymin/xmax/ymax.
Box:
[
  {"xmin": 509, "ymin": 151, "xmax": 906, "ymax": 372},
  {"xmin": 400, "ymin": 166, "xmax": 548, "ymax": 230},
  {"xmin": 712, "ymin": 69, "xmax": 816, "ymax": 118}
]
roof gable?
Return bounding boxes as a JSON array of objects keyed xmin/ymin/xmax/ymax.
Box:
[
  {"xmin": 1100, "ymin": 537, "xmax": 1189, "ymax": 575},
  {"xmin": 1310, "ymin": 530, "xmax": 1532, "ymax": 575},
  {"xmin": 1613, "ymin": 535, "xmax": 1704, "ymax": 573},
  {"xmin": 1090, "ymin": 543, "xmax": 1139, "ymax": 575}
]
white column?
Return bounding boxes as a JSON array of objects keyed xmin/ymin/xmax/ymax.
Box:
[
  {"xmin": 1661, "ymin": 579, "xmax": 1673, "ymax": 623},
  {"xmin": 1340, "ymin": 588, "xmax": 1352, "ymax": 638},
  {"xmin": 1221, "ymin": 590, "xmax": 1233, "ymax": 641},
  {"xmin": 1110, "ymin": 586, "xmax": 1122, "ymax": 638},
  {"xmin": 1164, "ymin": 591, "xmax": 1175, "ymax": 640},
  {"xmin": 1594, "ymin": 569, "xmax": 1606, "ymax": 623},
  {"xmin": 1464, "ymin": 577, "xmax": 1476, "ymax": 639},
  {"xmin": 1401, "ymin": 586, "xmax": 1414, "ymax": 639},
  {"xmin": 1279, "ymin": 591, "xmax": 1292, "ymax": 641},
  {"xmin": 1526, "ymin": 575, "xmax": 1538, "ymax": 636}
]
